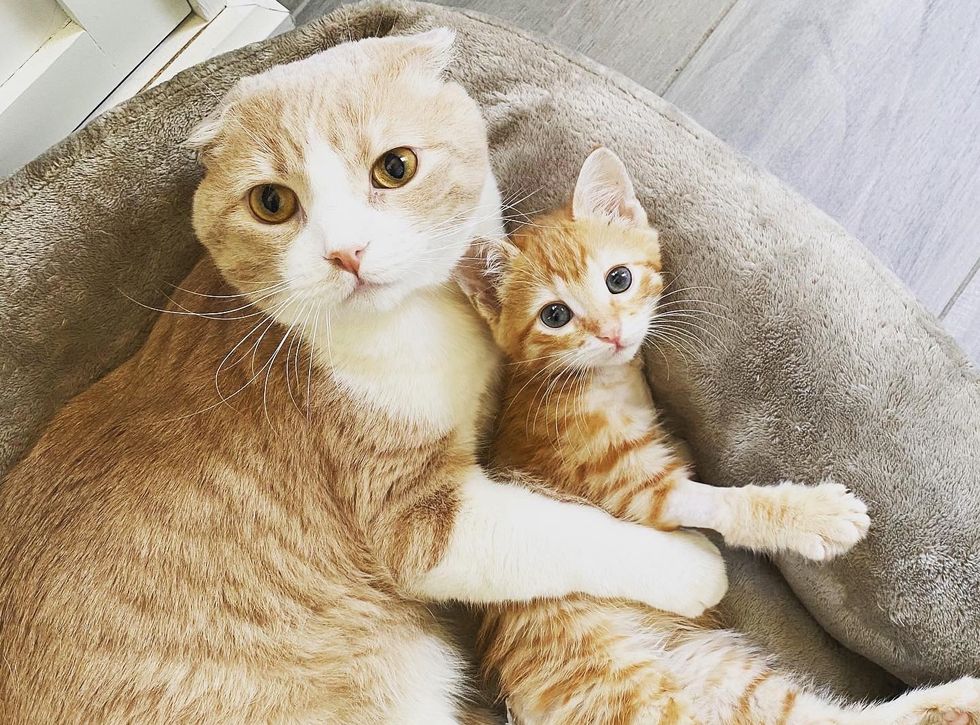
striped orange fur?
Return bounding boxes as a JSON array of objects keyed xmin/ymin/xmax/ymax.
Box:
[{"xmin": 462, "ymin": 148, "xmax": 980, "ymax": 724}]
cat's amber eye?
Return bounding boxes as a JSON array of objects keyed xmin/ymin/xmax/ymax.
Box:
[
  {"xmin": 248, "ymin": 184, "xmax": 298, "ymax": 224},
  {"xmin": 606, "ymin": 266, "xmax": 632, "ymax": 294},
  {"xmin": 371, "ymin": 147, "xmax": 418, "ymax": 189},
  {"xmin": 540, "ymin": 302, "xmax": 573, "ymax": 329}
]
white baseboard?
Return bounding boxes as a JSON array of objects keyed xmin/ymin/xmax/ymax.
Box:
[{"xmin": 84, "ymin": 0, "xmax": 292, "ymax": 126}]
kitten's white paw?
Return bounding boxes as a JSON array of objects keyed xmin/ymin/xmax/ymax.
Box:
[
  {"xmin": 780, "ymin": 481, "xmax": 870, "ymax": 561},
  {"xmin": 641, "ymin": 529, "xmax": 728, "ymax": 617}
]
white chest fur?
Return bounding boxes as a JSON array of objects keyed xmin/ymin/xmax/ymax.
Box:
[{"xmin": 314, "ymin": 286, "xmax": 501, "ymax": 440}]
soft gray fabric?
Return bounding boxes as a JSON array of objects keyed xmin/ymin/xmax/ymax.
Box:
[{"xmin": 1, "ymin": 0, "xmax": 974, "ymax": 695}]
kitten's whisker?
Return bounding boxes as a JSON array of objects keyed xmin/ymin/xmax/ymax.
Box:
[
  {"xmin": 506, "ymin": 352, "xmax": 566, "ymax": 367},
  {"xmin": 653, "ymin": 318, "xmax": 727, "ymax": 350},
  {"xmin": 531, "ymin": 350, "xmax": 580, "ymax": 435},
  {"xmin": 647, "ymin": 337, "xmax": 672, "ymax": 380},
  {"xmin": 653, "ymin": 308, "xmax": 731, "ymax": 323},
  {"xmin": 647, "ymin": 328, "xmax": 701, "ymax": 360},
  {"xmin": 505, "ymin": 353, "xmax": 570, "ymax": 418}
]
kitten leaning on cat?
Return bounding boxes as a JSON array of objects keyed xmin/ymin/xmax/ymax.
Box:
[
  {"xmin": 462, "ymin": 148, "xmax": 980, "ymax": 724},
  {"xmin": 0, "ymin": 31, "xmax": 728, "ymax": 723}
]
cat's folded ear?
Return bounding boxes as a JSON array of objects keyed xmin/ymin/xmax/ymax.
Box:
[
  {"xmin": 455, "ymin": 237, "xmax": 518, "ymax": 329},
  {"xmin": 571, "ymin": 147, "xmax": 649, "ymax": 228},
  {"xmin": 386, "ymin": 27, "xmax": 456, "ymax": 76},
  {"xmin": 186, "ymin": 98, "xmax": 234, "ymax": 164}
]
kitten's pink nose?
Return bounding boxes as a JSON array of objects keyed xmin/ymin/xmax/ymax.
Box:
[
  {"xmin": 597, "ymin": 325, "xmax": 623, "ymax": 349},
  {"xmin": 326, "ymin": 246, "xmax": 364, "ymax": 277}
]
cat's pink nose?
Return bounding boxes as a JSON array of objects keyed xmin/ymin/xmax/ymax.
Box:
[{"xmin": 326, "ymin": 246, "xmax": 364, "ymax": 277}]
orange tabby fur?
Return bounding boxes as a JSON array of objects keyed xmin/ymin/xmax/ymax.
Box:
[{"xmin": 467, "ymin": 148, "xmax": 980, "ymax": 725}]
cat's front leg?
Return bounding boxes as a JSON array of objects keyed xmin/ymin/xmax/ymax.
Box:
[
  {"xmin": 391, "ymin": 467, "xmax": 728, "ymax": 617},
  {"xmin": 650, "ymin": 478, "xmax": 870, "ymax": 561}
]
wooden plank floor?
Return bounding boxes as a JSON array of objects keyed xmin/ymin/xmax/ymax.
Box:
[{"xmin": 290, "ymin": 0, "xmax": 979, "ymax": 362}]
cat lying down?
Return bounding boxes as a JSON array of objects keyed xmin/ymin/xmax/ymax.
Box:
[
  {"xmin": 0, "ymin": 29, "xmax": 724, "ymax": 723},
  {"xmin": 459, "ymin": 148, "xmax": 980, "ymax": 725}
]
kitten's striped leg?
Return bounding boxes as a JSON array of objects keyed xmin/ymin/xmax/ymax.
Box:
[
  {"xmin": 480, "ymin": 599, "xmax": 696, "ymax": 725},
  {"xmin": 854, "ymin": 677, "xmax": 980, "ymax": 724},
  {"xmin": 624, "ymin": 475, "xmax": 869, "ymax": 561},
  {"xmin": 670, "ymin": 628, "xmax": 980, "ymax": 724}
]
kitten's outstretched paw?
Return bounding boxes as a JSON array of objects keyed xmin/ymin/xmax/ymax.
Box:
[
  {"xmin": 920, "ymin": 677, "xmax": 980, "ymax": 725},
  {"xmin": 782, "ymin": 482, "xmax": 870, "ymax": 561}
]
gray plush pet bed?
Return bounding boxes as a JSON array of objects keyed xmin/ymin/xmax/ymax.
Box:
[{"xmin": 1, "ymin": 0, "xmax": 977, "ymax": 700}]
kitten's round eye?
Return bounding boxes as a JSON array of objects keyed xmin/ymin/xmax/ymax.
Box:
[
  {"xmin": 540, "ymin": 303, "xmax": 573, "ymax": 329},
  {"xmin": 605, "ymin": 266, "xmax": 632, "ymax": 294},
  {"xmin": 371, "ymin": 147, "xmax": 418, "ymax": 189},
  {"xmin": 248, "ymin": 184, "xmax": 298, "ymax": 224}
]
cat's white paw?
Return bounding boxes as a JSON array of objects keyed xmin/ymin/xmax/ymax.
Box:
[
  {"xmin": 641, "ymin": 529, "xmax": 728, "ymax": 617},
  {"xmin": 778, "ymin": 481, "xmax": 870, "ymax": 561}
]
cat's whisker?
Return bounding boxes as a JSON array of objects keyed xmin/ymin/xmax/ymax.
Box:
[
  {"xmin": 284, "ymin": 299, "xmax": 313, "ymax": 415},
  {"xmin": 305, "ymin": 302, "xmax": 322, "ymax": 418},
  {"xmin": 170, "ymin": 280, "xmax": 290, "ymax": 300},
  {"xmin": 262, "ymin": 314, "xmax": 303, "ymax": 431},
  {"xmin": 499, "ymin": 188, "xmax": 549, "ymax": 211},
  {"xmin": 259, "ymin": 300, "xmax": 312, "ymax": 432},
  {"xmin": 214, "ymin": 292, "xmax": 302, "ymax": 407},
  {"xmin": 171, "ymin": 294, "xmax": 303, "ymax": 423},
  {"xmin": 121, "ymin": 282, "xmax": 289, "ymax": 321}
]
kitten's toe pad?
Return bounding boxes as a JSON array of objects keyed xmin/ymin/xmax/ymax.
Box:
[
  {"xmin": 941, "ymin": 712, "xmax": 969, "ymax": 725},
  {"xmin": 918, "ymin": 677, "xmax": 980, "ymax": 724},
  {"xmin": 780, "ymin": 482, "xmax": 870, "ymax": 561}
]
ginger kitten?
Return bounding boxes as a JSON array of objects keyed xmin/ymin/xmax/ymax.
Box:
[
  {"xmin": 0, "ymin": 34, "xmax": 728, "ymax": 723},
  {"xmin": 464, "ymin": 148, "xmax": 980, "ymax": 724}
]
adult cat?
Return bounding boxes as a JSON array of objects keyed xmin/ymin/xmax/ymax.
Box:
[{"xmin": 0, "ymin": 31, "xmax": 725, "ymax": 723}]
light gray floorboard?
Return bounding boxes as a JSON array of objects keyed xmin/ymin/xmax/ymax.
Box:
[
  {"xmin": 663, "ymin": 0, "xmax": 980, "ymax": 358},
  {"xmin": 296, "ymin": 0, "xmax": 736, "ymax": 94},
  {"xmin": 943, "ymin": 264, "xmax": 980, "ymax": 363}
]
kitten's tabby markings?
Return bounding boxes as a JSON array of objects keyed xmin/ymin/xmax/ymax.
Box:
[
  {"xmin": 465, "ymin": 148, "xmax": 980, "ymax": 724},
  {"xmin": 0, "ymin": 33, "xmax": 728, "ymax": 723}
]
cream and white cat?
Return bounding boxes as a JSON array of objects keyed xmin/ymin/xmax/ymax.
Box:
[{"xmin": 0, "ymin": 31, "xmax": 725, "ymax": 723}]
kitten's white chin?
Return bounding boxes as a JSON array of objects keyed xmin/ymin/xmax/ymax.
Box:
[{"xmin": 585, "ymin": 342, "xmax": 643, "ymax": 368}]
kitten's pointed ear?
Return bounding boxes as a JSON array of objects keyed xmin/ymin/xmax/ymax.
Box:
[
  {"xmin": 571, "ymin": 147, "xmax": 649, "ymax": 228},
  {"xmin": 392, "ymin": 27, "xmax": 456, "ymax": 75},
  {"xmin": 455, "ymin": 237, "xmax": 518, "ymax": 329}
]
